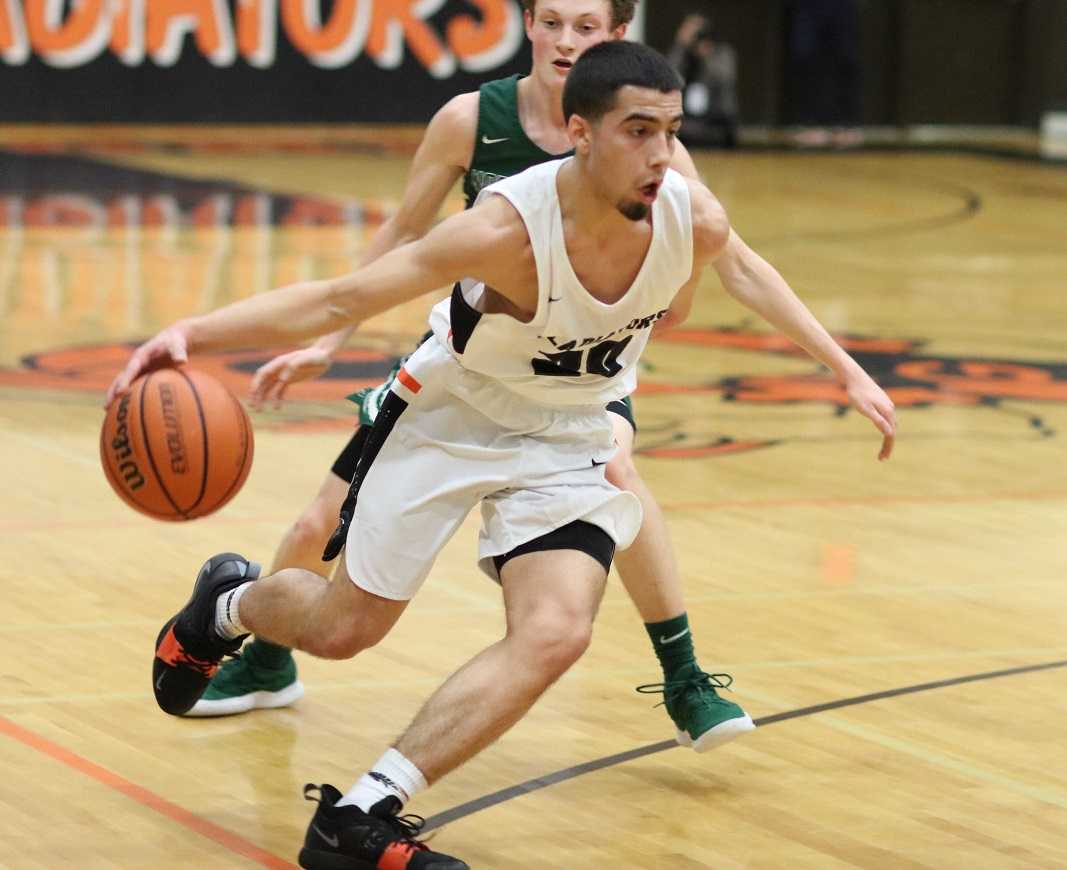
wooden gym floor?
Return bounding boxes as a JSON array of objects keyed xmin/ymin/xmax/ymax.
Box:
[{"xmin": 0, "ymin": 128, "xmax": 1065, "ymax": 868}]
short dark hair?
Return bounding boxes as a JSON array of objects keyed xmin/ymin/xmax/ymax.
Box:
[
  {"xmin": 521, "ymin": 0, "xmax": 638, "ymax": 30},
  {"xmin": 562, "ymin": 41, "xmax": 683, "ymax": 123}
]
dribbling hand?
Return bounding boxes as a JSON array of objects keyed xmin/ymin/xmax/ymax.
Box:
[{"xmin": 105, "ymin": 324, "xmax": 190, "ymax": 407}]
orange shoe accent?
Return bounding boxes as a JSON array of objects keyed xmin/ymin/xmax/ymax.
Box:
[
  {"xmin": 156, "ymin": 624, "xmax": 184, "ymax": 665},
  {"xmin": 396, "ymin": 367, "xmax": 421, "ymax": 394},
  {"xmin": 378, "ymin": 841, "xmax": 421, "ymax": 870},
  {"xmin": 156, "ymin": 624, "xmax": 220, "ymax": 676}
]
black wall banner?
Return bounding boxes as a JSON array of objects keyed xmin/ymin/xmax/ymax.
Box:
[{"xmin": 0, "ymin": 0, "xmax": 531, "ymax": 122}]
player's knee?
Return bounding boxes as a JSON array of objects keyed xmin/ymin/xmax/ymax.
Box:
[
  {"xmin": 288, "ymin": 497, "xmax": 341, "ymax": 555},
  {"xmin": 516, "ymin": 610, "xmax": 593, "ymax": 679},
  {"xmin": 604, "ymin": 445, "xmax": 641, "ymax": 492},
  {"xmin": 306, "ymin": 620, "xmax": 383, "ymax": 660}
]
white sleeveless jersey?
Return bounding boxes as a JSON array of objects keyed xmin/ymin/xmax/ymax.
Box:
[{"xmin": 428, "ymin": 158, "xmax": 693, "ymax": 407}]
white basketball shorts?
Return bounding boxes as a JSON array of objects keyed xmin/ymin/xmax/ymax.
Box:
[{"xmin": 343, "ymin": 339, "xmax": 643, "ymax": 600}]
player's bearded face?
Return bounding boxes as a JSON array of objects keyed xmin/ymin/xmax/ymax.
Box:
[
  {"xmin": 588, "ymin": 88, "xmax": 684, "ymax": 222},
  {"xmin": 524, "ymin": 1, "xmax": 625, "ymax": 85}
]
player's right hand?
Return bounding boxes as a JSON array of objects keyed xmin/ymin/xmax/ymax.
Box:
[
  {"xmin": 105, "ymin": 324, "xmax": 190, "ymax": 408},
  {"xmin": 249, "ymin": 345, "xmax": 333, "ymax": 410},
  {"xmin": 845, "ymin": 370, "xmax": 897, "ymax": 461}
]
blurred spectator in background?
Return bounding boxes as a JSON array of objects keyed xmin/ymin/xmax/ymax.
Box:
[
  {"xmin": 668, "ymin": 12, "xmax": 739, "ymax": 148},
  {"xmin": 786, "ymin": 0, "xmax": 864, "ymax": 147}
]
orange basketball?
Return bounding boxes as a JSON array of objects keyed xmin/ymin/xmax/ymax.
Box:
[{"xmin": 100, "ymin": 367, "xmax": 254, "ymax": 521}]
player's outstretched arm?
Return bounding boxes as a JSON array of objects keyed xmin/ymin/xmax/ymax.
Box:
[
  {"xmin": 106, "ymin": 196, "xmax": 521, "ymax": 406},
  {"xmin": 251, "ymin": 93, "xmax": 477, "ymax": 408},
  {"xmin": 690, "ymin": 181, "xmax": 897, "ymax": 460}
]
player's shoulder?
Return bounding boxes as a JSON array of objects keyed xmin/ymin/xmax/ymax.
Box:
[
  {"xmin": 439, "ymin": 187, "xmax": 527, "ymax": 244},
  {"xmin": 682, "ymin": 176, "xmax": 730, "ymax": 260},
  {"xmin": 429, "ymin": 191, "xmax": 530, "ymax": 276},
  {"xmin": 414, "ymin": 91, "xmax": 482, "ymax": 170},
  {"xmin": 469, "ymin": 191, "xmax": 529, "ymax": 240},
  {"xmin": 429, "ymin": 91, "xmax": 480, "ymax": 137},
  {"xmin": 420, "ymin": 91, "xmax": 480, "ymax": 162}
]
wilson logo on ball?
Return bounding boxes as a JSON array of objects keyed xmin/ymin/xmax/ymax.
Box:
[{"xmin": 109, "ymin": 393, "xmax": 146, "ymax": 492}]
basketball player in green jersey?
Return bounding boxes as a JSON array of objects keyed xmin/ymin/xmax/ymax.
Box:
[{"xmin": 191, "ymin": 0, "xmax": 750, "ymax": 751}]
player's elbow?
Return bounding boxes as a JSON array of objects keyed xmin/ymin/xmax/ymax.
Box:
[
  {"xmin": 382, "ymin": 214, "xmax": 426, "ymax": 251},
  {"xmin": 669, "ymin": 295, "xmax": 695, "ymax": 326},
  {"xmin": 323, "ymin": 277, "xmax": 365, "ymax": 328},
  {"xmin": 716, "ymin": 247, "xmax": 765, "ymax": 307}
]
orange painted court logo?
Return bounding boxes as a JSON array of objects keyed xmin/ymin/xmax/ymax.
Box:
[
  {"xmin": 0, "ymin": 342, "xmax": 397, "ymax": 404},
  {"xmin": 636, "ymin": 326, "xmax": 1064, "ymax": 457},
  {"xmin": 1, "ymin": 326, "xmax": 1064, "ymax": 454}
]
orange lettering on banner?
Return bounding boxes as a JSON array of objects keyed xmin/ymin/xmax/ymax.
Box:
[
  {"xmin": 447, "ymin": 0, "xmax": 520, "ymax": 71},
  {"xmin": 111, "ymin": 0, "xmax": 145, "ymax": 65},
  {"xmin": 237, "ymin": 0, "xmax": 276, "ymax": 67},
  {"xmin": 147, "ymin": 0, "xmax": 235, "ymax": 66},
  {"xmin": 281, "ymin": 0, "xmax": 366, "ymax": 67},
  {"xmin": 367, "ymin": 0, "xmax": 453, "ymax": 77},
  {"xmin": 1, "ymin": 0, "xmax": 30, "ymax": 64},
  {"xmin": 25, "ymin": 0, "xmax": 111, "ymax": 66}
]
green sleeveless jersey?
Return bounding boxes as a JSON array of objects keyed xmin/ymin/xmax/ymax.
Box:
[{"xmin": 462, "ymin": 74, "xmax": 573, "ymax": 208}]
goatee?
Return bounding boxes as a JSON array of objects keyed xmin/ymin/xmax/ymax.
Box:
[{"xmin": 617, "ymin": 201, "xmax": 649, "ymax": 222}]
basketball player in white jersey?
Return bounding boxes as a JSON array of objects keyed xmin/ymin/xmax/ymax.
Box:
[
  {"xmin": 192, "ymin": 0, "xmax": 745, "ymax": 754},
  {"xmin": 109, "ymin": 42, "xmax": 895, "ymax": 869}
]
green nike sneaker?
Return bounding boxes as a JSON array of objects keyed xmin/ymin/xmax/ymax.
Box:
[
  {"xmin": 637, "ymin": 669, "xmax": 754, "ymax": 752},
  {"xmin": 183, "ymin": 645, "xmax": 304, "ymax": 717}
]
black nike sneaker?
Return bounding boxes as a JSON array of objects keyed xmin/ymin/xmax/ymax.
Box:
[
  {"xmin": 299, "ymin": 784, "xmax": 469, "ymax": 870},
  {"xmin": 152, "ymin": 552, "xmax": 260, "ymax": 716}
]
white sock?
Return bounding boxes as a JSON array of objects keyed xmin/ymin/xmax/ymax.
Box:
[
  {"xmin": 214, "ymin": 581, "xmax": 253, "ymax": 640},
  {"xmin": 335, "ymin": 748, "xmax": 428, "ymax": 812}
]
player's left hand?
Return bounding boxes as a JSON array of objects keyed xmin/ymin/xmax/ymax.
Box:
[
  {"xmin": 105, "ymin": 323, "xmax": 190, "ymax": 408},
  {"xmin": 845, "ymin": 371, "xmax": 896, "ymax": 461},
  {"xmin": 249, "ymin": 345, "xmax": 333, "ymax": 410}
]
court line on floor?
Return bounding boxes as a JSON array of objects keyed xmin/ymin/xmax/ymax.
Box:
[
  {"xmin": 750, "ymin": 164, "xmax": 982, "ymax": 248},
  {"xmin": 422, "ymin": 658, "xmax": 1067, "ymax": 831},
  {"xmin": 0, "ymin": 715, "xmax": 298, "ymax": 869},
  {"xmin": 2, "ymin": 663, "xmax": 1063, "ymax": 861}
]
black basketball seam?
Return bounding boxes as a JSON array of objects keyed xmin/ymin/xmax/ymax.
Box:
[
  {"xmin": 176, "ymin": 369, "xmax": 210, "ymax": 514},
  {"xmin": 139, "ymin": 372, "xmax": 188, "ymax": 520},
  {"xmin": 198, "ymin": 388, "xmax": 252, "ymax": 516}
]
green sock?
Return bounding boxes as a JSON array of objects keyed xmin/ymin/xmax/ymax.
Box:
[
  {"xmin": 245, "ymin": 637, "xmax": 293, "ymax": 669},
  {"xmin": 645, "ymin": 613, "xmax": 697, "ymax": 682}
]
